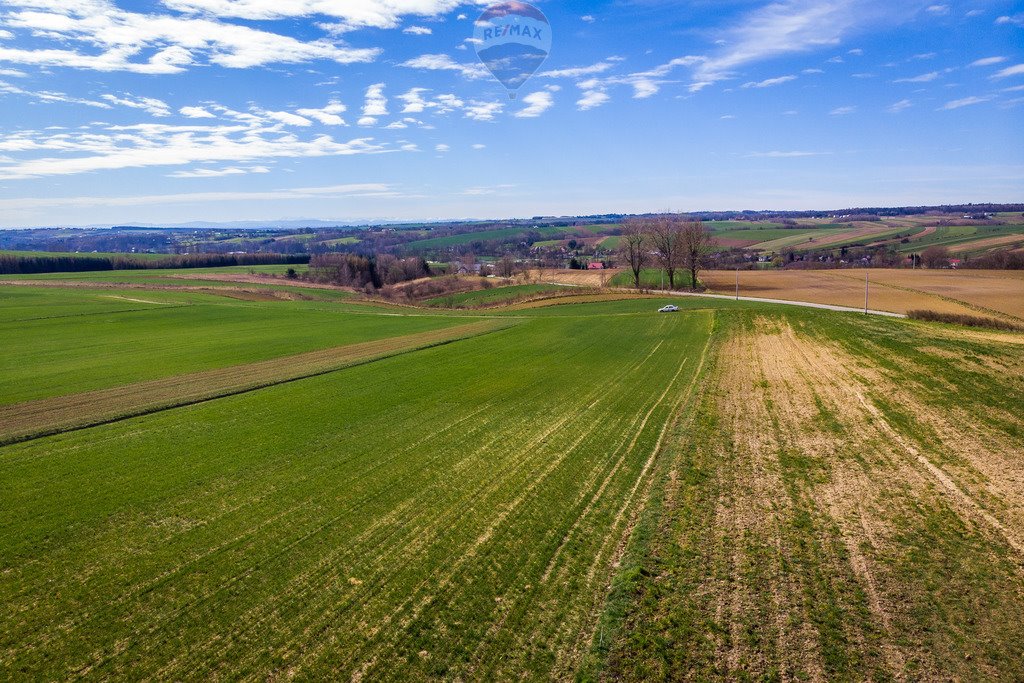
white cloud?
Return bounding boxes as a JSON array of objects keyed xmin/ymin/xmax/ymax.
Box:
[
  {"xmin": 830, "ymin": 105, "xmax": 856, "ymax": 115},
  {"xmin": 802, "ymin": 68, "xmax": 824, "ymax": 74},
  {"xmin": 472, "ymin": 143, "xmax": 485, "ymax": 149},
  {"xmin": 940, "ymin": 95, "xmax": 992, "ymax": 109},
  {"xmin": 165, "ymin": 0, "xmax": 465, "ymax": 30},
  {"xmin": 400, "ymin": 53, "xmax": 488, "ymax": 79},
  {"xmin": 296, "ymin": 100, "xmax": 347, "ymax": 125},
  {"xmin": 514, "ymin": 90, "xmax": 554, "ymax": 118},
  {"xmin": 995, "ymin": 14, "xmax": 1024, "ymax": 27},
  {"xmin": 403, "ymin": 26, "xmax": 432, "ymax": 35},
  {"xmin": 393, "ymin": 87, "xmax": 503, "ymax": 121},
  {"xmin": 910, "ymin": 52, "xmax": 937, "ymax": 60},
  {"xmin": 0, "ymin": 183, "xmax": 398, "ymax": 211},
  {"xmin": 435, "ymin": 143, "xmax": 450, "ymax": 152},
  {"xmin": 0, "ymin": 117, "xmax": 401, "ymax": 180},
  {"xmin": 168, "ymin": 165, "xmax": 269, "ymax": 178},
  {"xmin": 259, "ymin": 110, "xmax": 313, "ymax": 127},
  {"xmin": 741, "ymin": 75, "xmax": 796, "ymax": 88},
  {"xmin": 966, "ymin": 9, "xmax": 984, "ymax": 17},
  {"xmin": 581, "ymin": 15, "xmax": 595, "ymax": 23},
  {"xmin": 0, "ymin": 0, "xmax": 379, "ymax": 74},
  {"xmin": 0, "ymin": 80, "xmax": 111, "ymax": 108},
  {"xmin": 887, "ymin": 98, "xmax": 912, "ymax": 113},
  {"xmin": 360, "ymin": 82, "xmax": 388, "ymax": 126},
  {"xmin": 463, "ymin": 100, "xmax": 503, "ymax": 121},
  {"xmin": 101, "ymin": 93, "xmax": 172, "ymax": 117},
  {"xmin": 539, "ymin": 58, "xmax": 622, "ymax": 79},
  {"xmin": 991, "ymin": 64, "xmax": 1024, "ymax": 79},
  {"xmin": 576, "ymin": 90, "xmax": 610, "ymax": 110},
  {"xmin": 720, "ymin": 114, "xmax": 736, "ymax": 119},
  {"xmin": 397, "ymin": 87, "xmax": 430, "ymax": 113},
  {"xmin": 894, "ymin": 71, "xmax": 940, "ymax": 82},
  {"xmin": 0, "ymin": 29, "xmax": 13, "ymax": 39},
  {"xmin": 969, "ymin": 56, "xmax": 1006, "ymax": 67},
  {"xmin": 925, "ymin": 5, "xmax": 949, "ymax": 15},
  {"xmin": 848, "ymin": 48, "xmax": 864, "ymax": 55},
  {"xmin": 180, "ymin": 105, "xmax": 216, "ymax": 118},
  {"xmin": 688, "ymin": 0, "xmax": 907, "ymax": 88}
]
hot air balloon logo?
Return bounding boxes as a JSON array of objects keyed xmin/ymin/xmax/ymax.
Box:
[{"xmin": 473, "ymin": 2, "xmax": 551, "ymax": 99}]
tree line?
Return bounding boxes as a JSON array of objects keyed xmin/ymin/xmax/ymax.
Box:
[
  {"xmin": 0, "ymin": 252, "xmax": 309, "ymax": 275},
  {"xmin": 305, "ymin": 253, "xmax": 431, "ymax": 291},
  {"xmin": 617, "ymin": 216, "xmax": 713, "ymax": 290}
]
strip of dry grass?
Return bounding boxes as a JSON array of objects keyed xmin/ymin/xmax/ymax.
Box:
[{"xmin": 593, "ymin": 311, "xmax": 1024, "ymax": 681}]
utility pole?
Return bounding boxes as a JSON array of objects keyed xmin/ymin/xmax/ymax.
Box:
[{"xmin": 864, "ymin": 270, "xmax": 869, "ymax": 314}]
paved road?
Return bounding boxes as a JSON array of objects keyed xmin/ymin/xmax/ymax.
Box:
[
  {"xmin": 543, "ymin": 281, "xmax": 906, "ymax": 318},
  {"xmin": 650, "ymin": 289, "xmax": 907, "ymax": 318}
]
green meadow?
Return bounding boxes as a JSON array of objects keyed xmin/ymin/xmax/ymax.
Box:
[{"xmin": 2, "ymin": 275, "xmax": 1023, "ymax": 680}]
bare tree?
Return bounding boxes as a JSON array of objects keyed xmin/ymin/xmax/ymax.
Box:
[
  {"xmin": 921, "ymin": 245, "xmax": 950, "ymax": 269},
  {"xmin": 648, "ymin": 215, "xmax": 683, "ymax": 289},
  {"xmin": 618, "ymin": 218, "xmax": 649, "ymax": 289},
  {"xmin": 497, "ymin": 253, "xmax": 517, "ymax": 278},
  {"xmin": 680, "ymin": 220, "xmax": 713, "ymax": 290}
]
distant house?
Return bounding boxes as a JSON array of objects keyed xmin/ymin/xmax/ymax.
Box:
[
  {"xmin": 587, "ymin": 262, "xmax": 605, "ymax": 270},
  {"xmin": 949, "ymin": 258, "xmax": 962, "ymax": 269}
]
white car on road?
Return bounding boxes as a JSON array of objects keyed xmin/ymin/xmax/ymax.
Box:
[{"xmin": 658, "ymin": 305, "xmax": 679, "ymax": 313}]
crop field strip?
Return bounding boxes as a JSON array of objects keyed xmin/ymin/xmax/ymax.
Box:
[
  {"xmin": 594, "ymin": 310, "xmax": 1024, "ymax": 681},
  {"xmin": 0, "ymin": 287, "xmax": 467, "ymax": 405},
  {"xmin": 0, "ymin": 319, "xmax": 510, "ymax": 445},
  {"xmin": 0, "ymin": 311, "xmax": 715, "ymax": 679}
]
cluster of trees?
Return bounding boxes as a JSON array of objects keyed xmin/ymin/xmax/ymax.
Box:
[
  {"xmin": 306, "ymin": 253, "xmax": 431, "ymax": 291},
  {"xmin": 0, "ymin": 252, "xmax": 307, "ymax": 275},
  {"xmin": 919, "ymin": 245, "xmax": 1024, "ymax": 270},
  {"xmin": 617, "ymin": 216, "xmax": 713, "ymax": 290}
]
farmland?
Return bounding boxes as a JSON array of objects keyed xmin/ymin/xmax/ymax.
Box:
[
  {"xmin": 2, "ymin": 273, "xmax": 1023, "ymax": 680},
  {"xmin": 699, "ymin": 268, "xmax": 1024, "ymax": 320}
]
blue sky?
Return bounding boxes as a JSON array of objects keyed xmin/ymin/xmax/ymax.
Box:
[{"xmin": 0, "ymin": 0, "xmax": 1021, "ymax": 227}]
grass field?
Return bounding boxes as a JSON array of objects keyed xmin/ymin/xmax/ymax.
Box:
[
  {"xmin": 608, "ymin": 268, "xmax": 695, "ymax": 290},
  {"xmin": 2, "ymin": 281, "xmax": 1023, "ymax": 679},
  {"xmin": 423, "ymin": 283, "xmax": 570, "ymax": 308},
  {"xmin": 403, "ymin": 226, "xmax": 564, "ymax": 250},
  {"xmin": 0, "ymin": 249, "xmax": 168, "ymax": 261}
]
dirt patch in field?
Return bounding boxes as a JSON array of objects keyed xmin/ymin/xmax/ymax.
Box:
[
  {"xmin": 604, "ymin": 314, "xmax": 1024, "ymax": 680},
  {"xmin": 531, "ymin": 269, "xmax": 621, "ymax": 287},
  {"xmin": 167, "ymin": 273, "xmax": 355, "ymax": 293},
  {"xmin": 0, "ymin": 320, "xmax": 508, "ymax": 445}
]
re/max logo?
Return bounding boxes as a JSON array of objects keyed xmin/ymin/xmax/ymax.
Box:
[{"xmin": 482, "ymin": 24, "xmax": 543, "ymax": 41}]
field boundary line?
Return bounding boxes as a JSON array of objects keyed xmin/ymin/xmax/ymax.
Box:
[{"xmin": 0, "ymin": 319, "xmax": 514, "ymax": 447}]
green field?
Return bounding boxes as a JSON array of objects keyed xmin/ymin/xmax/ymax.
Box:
[
  {"xmin": 897, "ymin": 224, "xmax": 1024, "ymax": 253},
  {"xmin": 705, "ymin": 221, "xmax": 785, "ymax": 231},
  {"xmin": 609, "ymin": 267, "xmax": 696, "ymax": 289},
  {"xmin": 0, "ymin": 249, "xmax": 168, "ymax": 261},
  {"xmin": 424, "ymin": 282, "xmax": 569, "ymax": 308},
  {"xmin": 403, "ymin": 226, "xmax": 564, "ymax": 251},
  {"xmin": 2, "ymin": 282, "xmax": 1023, "ymax": 679}
]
